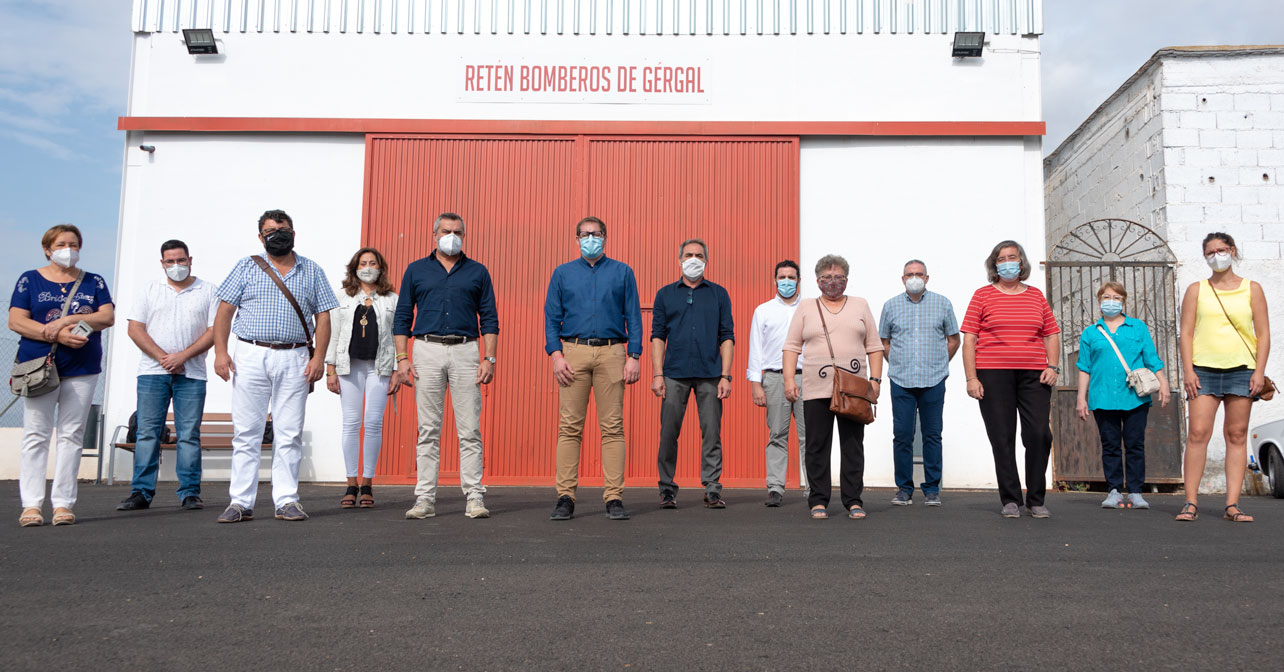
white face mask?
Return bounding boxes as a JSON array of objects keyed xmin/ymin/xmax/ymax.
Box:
[
  {"xmin": 438, "ymin": 232, "xmax": 462, "ymax": 256},
  {"xmin": 905, "ymin": 277, "xmax": 926, "ymax": 295},
  {"xmin": 682, "ymin": 257, "xmax": 706, "ymax": 280},
  {"xmin": 356, "ymin": 268, "xmax": 381, "ymax": 283},
  {"xmin": 51, "ymin": 248, "xmax": 79, "ymax": 269},
  {"xmin": 1206, "ymin": 252, "xmax": 1233, "ymax": 272},
  {"xmin": 165, "ymin": 264, "xmax": 190, "ymax": 282}
]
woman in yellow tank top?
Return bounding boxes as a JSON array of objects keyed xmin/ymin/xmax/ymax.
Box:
[{"xmin": 1177, "ymin": 232, "xmax": 1272, "ymax": 523}]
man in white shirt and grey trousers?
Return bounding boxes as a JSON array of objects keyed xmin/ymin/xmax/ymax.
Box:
[{"xmin": 747, "ymin": 259, "xmax": 808, "ymax": 507}]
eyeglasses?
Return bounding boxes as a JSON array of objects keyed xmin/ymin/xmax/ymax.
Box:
[
  {"xmin": 577, "ymin": 232, "xmax": 604, "ymax": 239},
  {"xmin": 262, "ymin": 227, "xmax": 292, "ymax": 236},
  {"xmin": 818, "ymin": 274, "xmax": 847, "ymax": 282},
  {"xmin": 903, "ymin": 272, "xmax": 926, "ymax": 278},
  {"xmin": 1205, "ymin": 247, "xmax": 1232, "ymax": 257},
  {"xmin": 686, "ymin": 289, "xmax": 694, "ymax": 304}
]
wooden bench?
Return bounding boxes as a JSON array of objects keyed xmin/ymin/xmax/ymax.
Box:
[{"xmin": 107, "ymin": 413, "xmax": 272, "ymax": 485}]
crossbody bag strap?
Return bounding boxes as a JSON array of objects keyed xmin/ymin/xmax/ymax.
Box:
[
  {"xmin": 1208, "ymin": 282, "xmax": 1258, "ymax": 362},
  {"xmin": 815, "ymin": 299, "xmax": 837, "ymax": 365},
  {"xmin": 44, "ymin": 270, "xmax": 86, "ymax": 362},
  {"xmin": 251, "ymin": 256, "xmax": 314, "ymax": 354},
  {"xmin": 1095, "ymin": 325, "xmax": 1133, "ymax": 374}
]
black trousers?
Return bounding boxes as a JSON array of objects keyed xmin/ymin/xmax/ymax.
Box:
[
  {"xmin": 976, "ymin": 369, "xmax": 1053, "ymax": 507},
  {"xmin": 803, "ymin": 399, "xmax": 865, "ymax": 510},
  {"xmin": 1093, "ymin": 405, "xmax": 1149, "ymax": 494}
]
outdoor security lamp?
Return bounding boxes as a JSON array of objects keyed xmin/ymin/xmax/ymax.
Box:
[
  {"xmin": 182, "ymin": 29, "xmax": 218, "ymax": 55},
  {"xmin": 952, "ymin": 32, "xmax": 985, "ymax": 58}
]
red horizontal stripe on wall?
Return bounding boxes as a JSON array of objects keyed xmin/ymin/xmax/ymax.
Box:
[{"xmin": 118, "ymin": 117, "xmax": 1046, "ymax": 136}]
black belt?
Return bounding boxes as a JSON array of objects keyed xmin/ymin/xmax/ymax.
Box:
[
  {"xmin": 765, "ymin": 368, "xmax": 803, "ymax": 374},
  {"xmin": 566, "ymin": 338, "xmax": 625, "ymax": 347},
  {"xmin": 239, "ymin": 338, "xmax": 308, "ymax": 350},
  {"xmin": 417, "ymin": 334, "xmax": 475, "ymax": 345}
]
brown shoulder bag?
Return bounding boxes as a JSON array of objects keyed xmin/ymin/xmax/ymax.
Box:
[
  {"xmin": 1208, "ymin": 283, "xmax": 1275, "ymax": 401},
  {"xmin": 815, "ymin": 299, "xmax": 877, "ymax": 424}
]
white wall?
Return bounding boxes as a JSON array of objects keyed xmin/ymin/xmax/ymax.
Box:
[
  {"xmin": 801, "ymin": 136, "xmax": 1046, "ymax": 490},
  {"xmin": 103, "ymin": 132, "xmax": 366, "ymax": 486}
]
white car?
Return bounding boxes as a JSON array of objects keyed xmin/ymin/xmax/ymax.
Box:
[{"xmin": 1252, "ymin": 418, "xmax": 1284, "ymax": 498}]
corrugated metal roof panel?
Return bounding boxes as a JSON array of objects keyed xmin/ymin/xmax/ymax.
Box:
[{"xmin": 133, "ymin": 0, "xmax": 1043, "ymax": 36}]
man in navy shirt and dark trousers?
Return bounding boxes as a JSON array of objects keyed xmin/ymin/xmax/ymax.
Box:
[
  {"xmin": 544, "ymin": 216, "xmax": 643, "ymax": 521},
  {"xmin": 393, "ymin": 213, "xmax": 499, "ymax": 521},
  {"xmin": 651, "ymin": 239, "xmax": 735, "ymax": 509}
]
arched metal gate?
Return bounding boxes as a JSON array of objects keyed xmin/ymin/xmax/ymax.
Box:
[{"xmin": 1045, "ymin": 219, "xmax": 1183, "ymax": 484}]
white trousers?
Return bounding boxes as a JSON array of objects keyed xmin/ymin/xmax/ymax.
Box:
[
  {"xmin": 412, "ymin": 340, "xmax": 486, "ymax": 502},
  {"xmin": 19, "ymin": 374, "xmax": 98, "ymax": 510},
  {"xmin": 228, "ymin": 346, "xmax": 309, "ymax": 510},
  {"xmin": 338, "ymin": 358, "xmax": 390, "ymax": 479}
]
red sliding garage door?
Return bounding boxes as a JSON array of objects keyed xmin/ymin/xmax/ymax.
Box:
[{"xmin": 363, "ymin": 134, "xmax": 799, "ymax": 488}]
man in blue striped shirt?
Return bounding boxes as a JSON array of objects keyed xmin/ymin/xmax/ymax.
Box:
[
  {"xmin": 544, "ymin": 216, "xmax": 643, "ymax": 521},
  {"xmin": 878, "ymin": 259, "xmax": 959, "ymax": 507},
  {"xmin": 213, "ymin": 209, "xmax": 339, "ymax": 523}
]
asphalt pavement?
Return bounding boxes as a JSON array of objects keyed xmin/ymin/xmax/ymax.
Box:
[{"xmin": 3, "ymin": 482, "xmax": 1284, "ymax": 671}]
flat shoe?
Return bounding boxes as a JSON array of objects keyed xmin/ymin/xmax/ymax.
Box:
[
  {"xmin": 52, "ymin": 508, "xmax": 75, "ymax": 526},
  {"xmin": 847, "ymin": 506, "xmax": 867, "ymax": 520},
  {"xmin": 19, "ymin": 508, "xmax": 43, "ymax": 527},
  {"xmin": 810, "ymin": 507, "xmax": 828, "ymax": 520}
]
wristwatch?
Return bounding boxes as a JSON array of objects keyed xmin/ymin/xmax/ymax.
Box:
[
  {"xmin": 722, "ymin": 375, "xmax": 733, "ymax": 382},
  {"xmin": 628, "ymin": 353, "xmax": 641, "ymax": 360},
  {"xmin": 484, "ymin": 356, "xmax": 497, "ymax": 364},
  {"xmin": 1046, "ymin": 365, "xmax": 1060, "ymax": 373},
  {"xmin": 869, "ymin": 377, "xmax": 882, "ymax": 383}
]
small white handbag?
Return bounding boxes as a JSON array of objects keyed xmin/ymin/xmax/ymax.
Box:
[{"xmin": 1096, "ymin": 325, "xmax": 1162, "ymax": 397}]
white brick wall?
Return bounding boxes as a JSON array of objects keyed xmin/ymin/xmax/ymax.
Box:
[{"xmin": 1046, "ymin": 50, "xmax": 1284, "ymax": 495}]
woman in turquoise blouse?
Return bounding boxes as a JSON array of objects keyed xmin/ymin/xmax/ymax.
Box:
[{"xmin": 1075, "ymin": 281, "xmax": 1170, "ymax": 509}]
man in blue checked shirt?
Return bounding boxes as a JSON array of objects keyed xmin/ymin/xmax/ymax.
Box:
[
  {"xmin": 878, "ymin": 259, "xmax": 959, "ymax": 508},
  {"xmin": 212, "ymin": 209, "xmax": 339, "ymax": 524},
  {"xmin": 544, "ymin": 216, "xmax": 643, "ymax": 522}
]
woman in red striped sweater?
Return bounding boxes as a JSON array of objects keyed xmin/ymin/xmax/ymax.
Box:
[{"xmin": 961, "ymin": 241, "xmax": 1061, "ymax": 519}]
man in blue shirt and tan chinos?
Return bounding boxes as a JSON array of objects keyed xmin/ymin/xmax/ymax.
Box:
[
  {"xmin": 394, "ymin": 213, "xmax": 499, "ymax": 521},
  {"xmin": 544, "ymin": 216, "xmax": 644, "ymax": 521},
  {"xmin": 878, "ymin": 259, "xmax": 959, "ymax": 507},
  {"xmin": 652, "ymin": 239, "xmax": 735, "ymax": 509}
]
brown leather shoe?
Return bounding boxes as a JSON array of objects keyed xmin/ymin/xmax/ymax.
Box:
[{"xmin": 703, "ymin": 493, "xmax": 726, "ymax": 509}]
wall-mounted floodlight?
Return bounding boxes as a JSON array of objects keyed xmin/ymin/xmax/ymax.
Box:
[
  {"xmin": 182, "ymin": 29, "xmax": 218, "ymax": 55},
  {"xmin": 952, "ymin": 32, "xmax": 985, "ymax": 58}
]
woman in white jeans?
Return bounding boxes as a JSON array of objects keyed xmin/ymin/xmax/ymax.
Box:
[
  {"xmin": 326, "ymin": 247, "xmax": 397, "ymax": 508},
  {"xmin": 9, "ymin": 224, "xmax": 115, "ymax": 527}
]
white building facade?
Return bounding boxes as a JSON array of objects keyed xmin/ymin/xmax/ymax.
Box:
[
  {"xmin": 81, "ymin": 0, "xmax": 1047, "ymax": 491},
  {"xmin": 1044, "ymin": 46, "xmax": 1284, "ymax": 494}
]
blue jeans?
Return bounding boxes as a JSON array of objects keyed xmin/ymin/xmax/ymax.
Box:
[
  {"xmin": 132, "ymin": 374, "xmax": 207, "ymax": 501},
  {"xmin": 1093, "ymin": 405, "xmax": 1149, "ymax": 494},
  {"xmin": 891, "ymin": 379, "xmax": 946, "ymax": 495}
]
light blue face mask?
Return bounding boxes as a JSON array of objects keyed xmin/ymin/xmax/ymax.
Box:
[
  {"xmin": 996, "ymin": 261, "xmax": 1022, "ymax": 281},
  {"xmin": 579, "ymin": 235, "xmax": 604, "ymax": 259},
  {"xmin": 776, "ymin": 279, "xmax": 797, "ymax": 298},
  {"xmin": 1100, "ymin": 299, "xmax": 1123, "ymax": 317}
]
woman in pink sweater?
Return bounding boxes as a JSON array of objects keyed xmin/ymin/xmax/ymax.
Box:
[{"xmin": 783, "ymin": 255, "xmax": 884, "ymax": 520}]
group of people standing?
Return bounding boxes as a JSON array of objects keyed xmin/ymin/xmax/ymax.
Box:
[{"xmin": 9, "ymin": 214, "xmax": 1273, "ymax": 527}]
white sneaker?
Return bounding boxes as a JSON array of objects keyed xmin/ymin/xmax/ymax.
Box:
[
  {"xmin": 465, "ymin": 497, "xmax": 490, "ymax": 519},
  {"xmin": 1101, "ymin": 489, "xmax": 1124, "ymax": 509},
  {"xmin": 405, "ymin": 498, "xmax": 436, "ymax": 519}
]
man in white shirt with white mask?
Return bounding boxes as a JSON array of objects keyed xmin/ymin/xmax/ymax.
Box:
[
  {"xmin": 117, "ymin": 240, "xmax": 218, "ymax": 512},
  {"xmin": 747, "ymin": 260, "xmax": 808, "ymax": 507}
]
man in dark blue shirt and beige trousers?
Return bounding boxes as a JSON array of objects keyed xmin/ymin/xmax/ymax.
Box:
[
  {"xmin": 544, "ymin": 216, "xmax": 643, "ymax": 521},
  {"xmin": 393, "ymin": 213, "xmax": 499, "ymax": 520},
  {"xmin": 651, "ymin": 239, "xmax": 735, "ymax": 509}
]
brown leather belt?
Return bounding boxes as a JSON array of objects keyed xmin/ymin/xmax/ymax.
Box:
[
  {"xmin": 239, "ymin": 337, "xmax": 308, "ymax": 350},
  {"xmin": 417, "ymin": 334, "xmax": 475, "ymax": 345}
]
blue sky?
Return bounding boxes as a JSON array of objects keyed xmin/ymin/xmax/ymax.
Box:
[{"xmin": 0, "ymin": 0, "xmax": 1280, "ymax": 295}]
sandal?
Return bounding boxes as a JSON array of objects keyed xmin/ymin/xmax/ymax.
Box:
[
  {"xmin": 359, "ymin": 485, "xmax": 375, "ymax": 509},
  {"xmin": 1224, "ymin": 504, "xmax": 1254, "ymax": 523},
  {"xmin": 1175, "ymin": 502, "xmax": 1198, "ymax": 522},
  {"xmin": 340, "ymin": 485, "xmax": 359, "ymax": 509},
  {"xmin": 52, "ymin": 508, "xmax": 76, "ymax": 526},
  {"xmin": 19, "ymin": 508, "xmax": 43, "ymax": 527},
  {"xmin": 848, "ymin": 506, "xmax": 867, "ymax": 520},
  {"xmin": 810, "ymin": 507, "xmax": 828, "ymax": 520}
]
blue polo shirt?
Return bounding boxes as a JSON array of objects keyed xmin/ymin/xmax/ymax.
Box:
[
  {"xmin": 544, "ymin": 255, "xmax": 643, "ymax": 356},
  {"xmin": 393, "ymin": 251, "xmax": 499, "ymax": 339},
  {"xmin": 651, "ymin": 278, "xmax": 734, "ymax": 379},
  {"xmin": 1076, "ymin": 316, "xmax": 1165, "ymax": 410}
]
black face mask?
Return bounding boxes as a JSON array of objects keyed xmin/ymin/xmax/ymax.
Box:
[{"xmin": 263, "ymin": 229, "xmax": 295, "ymax": 257}]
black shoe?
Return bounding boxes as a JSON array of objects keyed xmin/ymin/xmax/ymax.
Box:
[
  {"xmin": 116, "ymin": 492, "xmax": 150, "ymax": 511},
  {"xmin": 659, "ymin": 491, "xmax": 677, "ymax": 509},
  {"xmin": 550, "ymin": 495, "xmax": 575, "ymax": 521},
  {"xmin": 764, "ymin": 491, "xmax": 783, "ymax": 507},
  {"xmin": 606, "ymin": 499, "xmax": 630, "ymax": 520},
  {"xmin": 704, "ymin": 492, "xmax": 727, "ymax": 509},
  {"xmin": 181, "ymin": 496, "xmax": 204, "ymax": 510}
]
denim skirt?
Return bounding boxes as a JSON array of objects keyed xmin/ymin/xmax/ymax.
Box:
[{"xmin": 1193, "ymin": 365, "xmax": 1255, "ymax": 398}]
